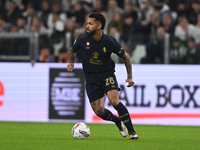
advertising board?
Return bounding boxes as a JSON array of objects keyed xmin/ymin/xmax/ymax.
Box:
[{"xmin": 0, "ymin": 63, "xmax": 199, "ymax": 125}]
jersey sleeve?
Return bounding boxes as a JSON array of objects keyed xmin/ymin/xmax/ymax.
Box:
[
  {"xmin": 71, "ymin": 35, "xmax": 81, "ymax": 52},
  {"xmin": 112, "ymin": 38, "xmax": 125, "ymax": 57}
]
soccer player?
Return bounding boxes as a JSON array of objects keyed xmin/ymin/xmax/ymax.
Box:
[{"xmin": 67, "ymin": 12, "xmax": 139, "ymax": 140}]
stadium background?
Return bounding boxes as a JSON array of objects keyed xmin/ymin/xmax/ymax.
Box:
[{"xmin": 0, "ymin": 0, "xmax": 200, "ymax": 125}]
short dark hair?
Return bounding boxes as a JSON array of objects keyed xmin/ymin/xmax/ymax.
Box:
[
  {"xmin": 172, "ymin": 37, "xmax": 181, "ymax": 43},
  {"xmin": 187, "ymin": 37, "xmax": 195, "ymax": 42},
  {"xmin": 59, "ymin": 47, "xmax": 67, "ymax": 53},
  {"xmin": 40, "ymin": 44, "xmax": 50, "ymax": 50},
  {"xmin": 88, "ymin": 12, "xmax": 106, "ymax": 30}
]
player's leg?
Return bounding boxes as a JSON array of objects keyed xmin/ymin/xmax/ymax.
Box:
[
  {"xmin": 90, "ymin": 97, "xmax": 122, "ymax": 130},
  {"xmin": 107, "ymin": 90, "xmax": 139, "ymax": 140},
  {"xmin": 86, "ymin": 83, "xmax": 122, "ymax": 131}
]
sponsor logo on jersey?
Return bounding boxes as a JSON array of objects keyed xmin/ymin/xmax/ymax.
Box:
[{"xmin": 92, "ymin": 52, "xmax": 99, "ymax": 59}]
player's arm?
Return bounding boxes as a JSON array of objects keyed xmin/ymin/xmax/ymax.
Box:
[
  {"xmin": 67, "ymin": 47, "xmax": 76, "ymax": 72},
  {"xmin": 121, "ymin": 51, "xmax": 134, "ymax": 87}
]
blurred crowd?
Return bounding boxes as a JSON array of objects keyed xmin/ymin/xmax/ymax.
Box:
[{"xmin": 0, "ymin": 0, "xmax": 200, "ymax": 64}]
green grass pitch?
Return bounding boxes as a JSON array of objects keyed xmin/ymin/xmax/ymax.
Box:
[{"xmin": 0, "ymin": 122, "xmax": 199, "ymax": 150}]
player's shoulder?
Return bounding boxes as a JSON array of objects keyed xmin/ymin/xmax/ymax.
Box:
[
  {"xmin": 74, "ymin": 33, "xmax": 89, "ymax": 45},
  {"xmin": 104, "ymin": 33, "xmax": 119, "ymax": 44},
  {"xmin": 103, "ymin": 34, "xmax": 121, "ymax": 48},
  {"xmin": 77, "ymin": 33, "xmax": 88, "ymax": 40}
]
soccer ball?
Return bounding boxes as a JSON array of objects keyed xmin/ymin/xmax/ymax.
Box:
[{"xmin": 72, "ymin": 122, "xmax": 90, "ymax": 139}]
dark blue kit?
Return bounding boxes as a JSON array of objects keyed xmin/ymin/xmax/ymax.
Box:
[{"xmin": 72, "ymin": 33, "xmax": 125, "ymax": 102}]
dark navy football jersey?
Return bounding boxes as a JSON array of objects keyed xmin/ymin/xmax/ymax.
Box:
[{"xmin": 72, "ymin": 32, "xmax": 125, "ymax": 73}]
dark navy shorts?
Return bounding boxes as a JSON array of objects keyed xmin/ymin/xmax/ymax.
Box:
[{"xmin": 85, "ymin": 72, "xmax": 120, "ymax": 103}]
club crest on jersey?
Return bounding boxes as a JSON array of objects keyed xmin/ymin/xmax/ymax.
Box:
[
  {"xmin": 86, "ymin": 42, "xmax": 90, "ymax": 49},
  {"xmin": 102, "ymin": 47, "xmax": 106, "ymax": 53}
]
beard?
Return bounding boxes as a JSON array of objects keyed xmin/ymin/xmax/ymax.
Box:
[{"xmin": 86, "ymin": 29, "xmax": 97, "ymax": 37}]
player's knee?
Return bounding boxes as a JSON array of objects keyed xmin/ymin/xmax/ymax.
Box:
[
  {"xmin": 110, "ymin": 100, "xmax": 119, "ymax": 107},
  {"xmin": 95, "ymin": 106, "xmax": 104, "ymax": 117},
  {"xmin": 108, "ymin": 96, "xmax": 120, "ymax": 107}
]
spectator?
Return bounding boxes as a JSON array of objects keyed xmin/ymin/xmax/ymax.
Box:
[
  {"xmin": 108, "ymin": 26, "xmax": 119, "ymax": 37},
  {"xmin": 31, "ymin": 45, "xmax": 54, "ymax": 66},
  {"xmin": 65, "ymin": 17, "xmax": 77, "ymax": 49},
  {"xmin": 30, "ymin": 16, "xmax": 47, "ymax": 35},
  {"xmin": 38, "ymin": 36, "xmax": 54, "ymax": 54},
  {"xmin": 160, "ymin": 13, "xmax": 175, "ymax": 35},
  {"xmin": 186, "ymin": 37, "xmax": 200, "ymax": 64},
  {"xmin": 144, "ymin": 9, "xmax": 161, "ymax": 37},
  {"xmin": 66, "ymin": 17, "xmax": 76, "ymax": 33},
  {"xmin": 121, "ymin": 14, "xmax": 143, "ymax": 49},
  {"xmin": 74, "ymin": 1, "xmax": 88, "ymax": 27},
  {"xmin": 176, "ymin": 2, "xmax": 189, "ymax": 19},
  {"xmin": 55, "ymin": 47, "xmax": 69, "ymax": 63},
  {"xmin": 107, "ymin": 0, "xmax": 124, "ymax": 23},
  {"xmin": 170, "ymin": 37, "xmax": 187, "ymax": 64},
  {"xmin": 5, "ymin": 1, "xmax": 20, "ymax": 24},
  {"xmin": 93, "ymin": 0, "xmax": 105, "ymax": 12},
  {"xmin": 5, "ymin": 0, "xmax": 23, "ymax": 9},
  {"xmin": 4, "ymin": 0, "xmax": 27, "ymax": 12},
  {"xmin": 0, "ymin": 16, "xmax": 11, "ymax": 33},
  {"xmin": 61, "ymin": 0, "xmax": 79, "ymax": 12},
  {"xmin": 16, "ymin": 16, "xmax": 29, "ymax": 33},
  {"xmin": 67, "ymin": 1, "xmax": 87, "ymax": 28},
  {"xmin": 108, "ymin": 11, "xmax": 123, "ymax": 35},
  {"xmin": 140, "ymin": 0, "xmax": 154, "ymax": 25},
  {"xmin": 168, "ymin": 0, "xmax": 190, "ymax": 12},
  {"xmin": 141, "ymin": 27, "xmax": 165, "ymax": 64},
  {"xmin": 154, "ymin": 0, "xmax": 171, "ymax": 21},
  {"xmin": 174, "ymin": 16, "xmax": 195, "ymax": 41},
  {"xmin": 100, "ymin": 11, "xmax": 110, "ymax": 34},
  {"xmin": 123, "ymin": 2, "xmax": 138, "ymax": 21},
  {"xmin": 29, "ymin": 0, "xmax": 41, "ymax": 11},
  {"xmin": 47, "ymin": 12, "xmax": 65, "ymax": 36},
  {"xmin": 37, "ymin": 0, "xmax": 51, "ymax": 29},
  {"xmin": 50, "ymin": 12, "xmax": 66, "ymax": 56},
  {"xmin": 188, "ymin": 0, "xmax": 200, "ymax": 25},
  {"xmin": 0, "ymin": 1, "xmax": 7, "ymax": 14},
  {"xmin": 10, "ymin": 24, "xmax": 18, "ymax": 32},
  {"xmin": 47, "ymin": 1, "xmax": 67, "ymax": 35},
  {"xmin": 22, "ymin": 3, "xmax": 37, "ymax": 31},
  {"xmin": 131, "ymin": 0, "xmax": 148, "ymax": 12},
  {"xmin": 122, "ymin": 14, "xmax": 142, "ymax": 35},
  {"xmin": 101, "ymin": 0, "xmax": 125, "ymax": 10}
]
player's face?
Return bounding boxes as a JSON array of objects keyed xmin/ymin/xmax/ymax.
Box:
[{"xmin": 86, "ymin": 17, "xmax": 98, "ymax": 36}]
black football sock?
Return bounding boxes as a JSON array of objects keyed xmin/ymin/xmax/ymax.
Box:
[
  {"xmin": 114, "ymin": 102, "xmax": 136, "ymax": 134},
  {"xmin": 98, "ymin": 108, "xmax": 121, "ymax": 125}
]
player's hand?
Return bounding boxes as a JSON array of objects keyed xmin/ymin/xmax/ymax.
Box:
[
  {"xmin": 125, "ymin": 78, "xmax": 134, "ymax": 87},
  {"xmin": 67, "ymin": 63, "xmax": 74, "ymax": 72}
]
